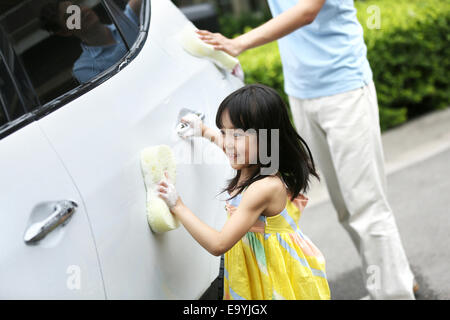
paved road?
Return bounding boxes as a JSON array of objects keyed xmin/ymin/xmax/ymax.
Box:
[{"xmin": 300, "ymin": 148, "xmax": 450, "ymax": 299}]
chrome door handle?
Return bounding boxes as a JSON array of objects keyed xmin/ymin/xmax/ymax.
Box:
[
  {"xmin": 175, "ymin": 107, "xmax": 205, "ymax": 136},
  {"xmin": 23, "ymin": 200, "xmax": 78, "ymax": 244}
]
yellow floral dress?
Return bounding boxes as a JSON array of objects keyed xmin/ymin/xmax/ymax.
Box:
[{"xmin": 223, "ymin": 187, "xmax": 330, "ymax": 300}]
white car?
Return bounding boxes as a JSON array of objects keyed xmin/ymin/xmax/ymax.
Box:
[{"xmin": 0, "ymin": 0, "xmax": 242, "ymax": 299}]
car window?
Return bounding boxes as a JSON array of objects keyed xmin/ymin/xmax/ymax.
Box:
[
  {"xmin": 104, "ymin": 0, "xmax": 141, "ymax": 48},
  {"xmin": 0, "ymin": 66, "xmax": 9, "ymax": 128},
  {"xmin": 0, "ymin": 101, "xmax": 6, "ymax": 129},
  {"xmin": 0, "ymin": 56, "xmax": 26, "ymax": 127},
  {"xmin": 0, "ymin": 0, "xmax": 140, "ymax": 108},
  {"xmin": 0, "ymin": 24, "xmax": 40, "ymax": 114}
]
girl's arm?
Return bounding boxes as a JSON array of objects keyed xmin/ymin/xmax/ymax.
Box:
[
  {"xmin": 197, "ymin": 0, "xmax": 326, "ymax": 57},
  {"xmin": 180, "ymin": 115, "xmax": 226, "ymax": 154},
  {"xmin": 165, "ymin": 178, "xmax": 276, "ymax": 256},
  {"xmin": 202, "ymin": 125, "xmax": 226, "ymax": 154}
]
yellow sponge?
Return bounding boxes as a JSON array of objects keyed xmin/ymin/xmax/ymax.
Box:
[
  {"xmin": 140, "ymin": 145, "xmax": 180, "ymax": 233},
  {"xmin": 180, "ymin": 24, "xmax": 239, "ymax": 71}
]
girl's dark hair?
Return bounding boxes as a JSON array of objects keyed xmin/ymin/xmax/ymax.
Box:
[{"xmin": 215, "ymin": 83, "xmax": 319, "ymax": 202}]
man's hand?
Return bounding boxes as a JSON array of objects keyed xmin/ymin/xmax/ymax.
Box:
[{"xmin": 196, "ymin": 30, "xmax": 245, "ymax": 57}]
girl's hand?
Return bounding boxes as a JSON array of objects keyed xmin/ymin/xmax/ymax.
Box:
[
  {"xmin": 179, "ymin": 113, "xmax": 204, "ymax": 138},
  {"xmin": 157, "ymin": 171, "xmax": 181, "ymax": 211},
  {"xmin": 196, "ymin": 30, "xmax": 245, "ymax": 57}
]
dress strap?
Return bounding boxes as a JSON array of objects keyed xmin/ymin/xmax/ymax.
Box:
[{"xmin": 237, "ymin": 172, "xmax": 309, "ymax": 212}]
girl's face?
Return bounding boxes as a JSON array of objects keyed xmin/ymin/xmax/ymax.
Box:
[{"xmin": 220, "ymin": 110, "xmax": 258, "ymax": 170}]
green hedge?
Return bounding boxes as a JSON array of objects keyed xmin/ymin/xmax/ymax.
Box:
[
  {"xmin": 227, "ymin": 0, "xmax": 450, "ymax": 131},
  {"xmin": 218, "ymin": 10, "xmax": 272, "ymax": 39}
]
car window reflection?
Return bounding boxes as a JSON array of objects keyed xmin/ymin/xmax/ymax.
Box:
[{"xmin": 39, "ymin": 0, "xmax": 140, "ymax": 84}]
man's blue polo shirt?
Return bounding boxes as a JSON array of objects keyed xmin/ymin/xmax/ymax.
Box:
[{"xmin": 267, "ymin": 0, "xmax": 373, "ymax": 99}]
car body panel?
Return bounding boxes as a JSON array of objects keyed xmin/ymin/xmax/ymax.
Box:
[
  {"xmin": 0, "ymin": 122, "xmax": 105, "ymax": 299},
  {"xmin": 34, "ymin": 0, "xmax": 242, "ymax": 299}
]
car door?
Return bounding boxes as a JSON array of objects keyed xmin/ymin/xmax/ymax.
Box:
[
  {"xmin": 0, "ymin": 122, "xmax": 105, "ymax": 299},
  {"xmin": 0, "ymin": 9, "xmax": 105, "ymax": 299},
  {"xmin": 35, "ymin": 0, "xmax": 243, "ymax": 299}
]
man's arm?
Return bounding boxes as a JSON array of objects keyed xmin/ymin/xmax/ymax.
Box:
[{"xmin": 197, "ymin": 0, "xmax": 326, "ymax": 57}]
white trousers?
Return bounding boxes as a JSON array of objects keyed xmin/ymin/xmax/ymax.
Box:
[{"xmin": 289, "ymin": 81, "xmax": 415, "ymax": 299}]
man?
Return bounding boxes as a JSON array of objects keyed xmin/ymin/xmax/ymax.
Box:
[
  {"xmin": 200, "ymin": 0, "xmax": 416, "ymax": 299},
  {"xmin": 40, "ymin": 0, "xmax": 141, "ymax": 83}
]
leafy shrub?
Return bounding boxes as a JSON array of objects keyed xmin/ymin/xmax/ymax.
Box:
[
  {"xmin": 237, "ymin": 36, "xmax": 292, "ymax": 120},
  {"xmin": 219, "ymin": 10, "xmax": 272, "ymax": 39},
  {"xmin": 358, "ymin": 0, "xmax": 450, "ymax": 130},
  {"xmin": 229, "ymin": 0, "xmax": 450, "ymax": 131}
]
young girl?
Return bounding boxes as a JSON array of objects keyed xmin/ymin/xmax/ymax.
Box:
[{"xmin": 157, "ymin": 84, "xmax": 330, "ymax": 300}]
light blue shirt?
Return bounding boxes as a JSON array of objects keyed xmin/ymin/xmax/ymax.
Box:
[
  {"xmin": 267, "ymin": 0, "xmax": 373, "ymax": 99},
  {"xmin": 73, "ymin": 4, "xmax": 139, "ymax": 83}
]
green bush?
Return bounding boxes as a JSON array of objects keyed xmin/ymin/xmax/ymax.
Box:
[
  {"xmin": 237, "ymin": 38, "xmax": 292, "ymax": 120},
  {"xmin": 219, "ymin": 10, "xmax": 272, "ymax": 39},
  {"xmin": 232, "ymin": 0, "xmax": 450, "ymax": 131}
]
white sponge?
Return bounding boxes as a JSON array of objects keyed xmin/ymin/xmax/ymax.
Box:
[
  {"xmin": 180, "ymin": 24, "xmax": 239, "ymax": 71},
  {"xmin": 140, "ymin": 145, "xmax": 180, "ymax": 233}
]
